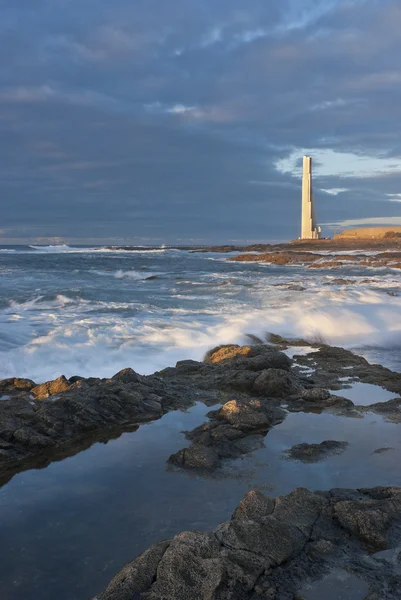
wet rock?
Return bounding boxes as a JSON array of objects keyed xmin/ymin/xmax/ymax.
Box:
[
  {"xmin": 169, "ymin": 398, "xmax": 285, "ymax": 471},
  {"xmin": 204, "ymin": 344, "xmax": 291, "ymax": 372},
  {"xmin": 204, "ymin": 344, "xmax": 256, "ymax": 363},
  {"xmin": 300, "ymin": 570, "xmax": 369, "ymax": 600},
  {"xmin": 169, "ymin": 444, "xmax": 220, "ymax": 470},
  {"xmin": 217, "ymin": 399, "xmax": 277, "ymax": 430},
  {"xmin": 0, "ymin": 378, "xmax": 36, "ymax": 395},
  {"xmin": 174, "ymin": 360, "xmax": 205, "ymax": 373},
  {"xmin": 325, "ymin": 278, "xmax": 354, "ymax": 285},
  {"xmin": 215, "ymin": 514, "xmax": 305, "ymax": 569},
  {"xmin": 229, "ymin": 251, "xmax": 321, "ymax": 265},
  {"xmin": 68, "ymin": 375, "xmax": 85, "ymax": 384},
  {"xmin": 267, "ymin": 333, "xmax": 317, "ymax": 347},
  {"xmin": 363, "ymin": 398, "xmax": 401, "ymax": 423},
  {"xmin": 300, "ymin": 388, "xmax": 331, "ymax": 401},
  {"xmin": 274, "ymin": 487, "xmax": 326, "ymax": 537},
  {"xmin": 285, "ymin": 441, "xmax": 349, "ymax": 463},
  {"xmin": 293, "ymin": 345, "xmax": 401, "ymax": 398},
  {"xmin": 373, "ymin": 447, "xmax": 394, "ymax": 454},
  {"xmin": 253, "ymin": 369, "xmax": 301, "ymax": 397},
  {"xmin": 334, "ymin": 497, "xmax": 399, "ymax": 550},
  {"xmin": 111, "ymin": 368, "xmax": 144, "ymax": 384},
  {"xmin": 232, "ymin": 490, "xmax": 275, "ymax": 521},
  {"xmin": 0, "ymin": 368, "xmax": 197, "ymax": 481},
  {"xmin": 143, "ymin": 532, "xmax": 225, "ymax": 600},
  {"xmin": 31, "ymin": 375, "xmax": 70, "ymax": 399},
  {"xmin": 288, "ymin": 392, "xmax": 354, "ymax": 413},
  {"xmin": 2, "ymin": 338, "xmax": 401, "ymax": 487},
  {"xmin": 95, "ymin": 486, "xmax": 401, "ymax": 600},
  {"xmin": 97, "ymin": 540, "xmax": 170, "ymax": 600}
]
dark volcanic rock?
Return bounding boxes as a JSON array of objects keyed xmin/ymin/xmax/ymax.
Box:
[
  {"xmin": 363, "ymin": 398, "xmax": 401, "ymax": 423},
  {"xmin": 204, "ymin": 344, "xmax": 291, "ymax": 371},
  {"xmin": 325, "ymin": 278, "xmax": 354, "ymax": 285},
  {"xmin": 168, "ymin": 444, "xmax": 220, "ymax": 470},
  {"xmin": 0, "ymin": 370, "xmax": 190, "ymax": 483},
  {"xmin": 168, "ymin": 398, "xmax": 286, "ymax": 471},
  {"xmin": 204, "ymin": 344, "xmax": 257, "ymax": 363},
  {"xmin": 0, "ymin": 378, "xmax": 36, "ymax": 395},
  {"xmin": 232, "ymin": 490, "xmax": 275, "ymax": 521},
  {"xmin": 288, "ymin": 389, "xmax": 355, "ymax": 413},
  {"xmin": 0, "ymin": 343, "xmax": 299, "ymax": 483},
  {"xmin": 97, "ymin": 540, "xmax": 170, "ymax": 600},
  {"xmin": 253, "ymin": 368, "xmax": 301, "ymax": 397},
  {"xmin": 2, "ymin": 339, "xmax": 400, "ymax": 484},
  {"xmin": 229, "ymin": 251, "xmax": 322, "ymax": 265},
  {"xmin": 95, "ymin": 486, "xmax": 401, "ymax": 600},
  {"xmin": 31, "ymin": 375, "xmax": 71, "ymax": 399},
  {"xmin": 0, "ymin": 343, "xmax": 297, "ymax": 482},
  {"xmin": 292, "ymin": 345, "xmax": 401, "ymax": 396},
  {"xmin": 285, "ymin": 440, "xmax": 349, "ymax": 462}
]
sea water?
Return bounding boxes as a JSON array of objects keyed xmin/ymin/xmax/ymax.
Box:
[
  {"xmin": 0, "ymin": 245, "xmax": 401, "ymax": 600},
  {"xmin": 0, "ymin": 244, "xmax": 401, "ymax": 381}
]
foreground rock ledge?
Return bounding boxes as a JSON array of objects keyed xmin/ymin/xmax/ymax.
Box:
[
  {"xmin": 94, "ymin": 486, "xmax": 401, "ymax": 600},
  {"xmin": 1, "ymin": 342, "xmax": 401, "ymax": 484}
]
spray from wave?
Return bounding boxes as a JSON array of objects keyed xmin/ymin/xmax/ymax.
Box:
[{"xmin": 0, "ymin": 284, "xmax": 400, "ymax": 382}]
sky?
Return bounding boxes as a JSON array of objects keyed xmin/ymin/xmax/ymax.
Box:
[{"xmin": 1, "ymin": 0, "xmax": 401, "ymax": 244}]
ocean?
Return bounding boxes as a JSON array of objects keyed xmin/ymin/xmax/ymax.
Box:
[
  {"xmin": 1, "ymin": 244, "xmax": 401, "ymax": 600},
  {"xmin": 0, "ymin": 244, "xmax": 401, "ymax": 381}
]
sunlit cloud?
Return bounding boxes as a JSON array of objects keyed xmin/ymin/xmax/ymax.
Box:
[
  {"xmin": 326, "ymin": 217, "xmax": 401, "ymax": 227},
  {"xmin": 386, "ymin": 193, "xmax": 401, "ymax": 202},
  {"xmin": 167, "ymin": 104, "xmax": 198, "ymax": 114},
  {"xmin": 276, "ymin": 149, "xmax": 401, "ymax": 179},
  {"xmin": 321, "ymin": 188, "xmax": 349, "ymax": 195}
]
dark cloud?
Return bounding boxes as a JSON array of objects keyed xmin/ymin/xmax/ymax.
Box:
[{"xmin": 1, "ymin": 0, "xmax": 400, "ymax": 243}]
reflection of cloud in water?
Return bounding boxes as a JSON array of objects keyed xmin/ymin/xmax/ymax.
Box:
[
  {"xmin": 0, "ymin": 403, "xmax": 400, "ymax": 600},
  {"xmin": 332, "ymin": 381, "xmax": 397, "ymax": 406}
]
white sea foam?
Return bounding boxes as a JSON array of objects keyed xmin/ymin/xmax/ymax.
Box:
[
  {"xmin": 92, "ymin": 269, "xmax": 162, "ymax": 280},
  {"xmin": 0, "ymin": 283, "xmax": 400, "ymax": 382},
  {"xmin": 27, "ymin": 245, "xmax": 170, "ymax": 254},
  {"xmin": 1, "ymin": 249, "xmax": 401, "ymax": 381}
]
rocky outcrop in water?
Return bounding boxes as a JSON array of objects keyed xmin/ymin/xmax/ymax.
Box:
[
  {"xmin": 229, "ymin": 250, "xmax": 401, "ymax": 270},
  {"xmin": 95, "ymin": 485, "xmax": 401, "ymax": 600},
  {"xmin": 169, "ymin": 398, "xmax": 286, "ymax": 470},
  {"xmin": 0, "ymin": 345, "xmax": 296, "ymax": 483},
  {"xmin": 284, "ymin": 440, "xmax": 349, "ymax": 462},
  {"xmin": 2, "ymin": 340, "xmax": 401, "ymax": 483},
  {"xmin": 0, "ymin": 368, "xmax": 201, "ymax": 484}
]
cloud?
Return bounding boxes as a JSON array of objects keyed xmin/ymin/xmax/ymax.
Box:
[
  {"xmin": 321, "ymin": 188, "xmax": 349, "ymax": 196},
  {"xmin": 276, "ymin": 149, "xmax": 401, "ymax": 179},
  {"xmin": 326, "ymin": 216, "xmax": 401, "ymax": 228},
  {"xmin": 1, "ymin": 0, "xmax": 401, "ymax": 242},
  {"xmin": 387, "ymin": 193, "xmax": 401, "ymax": 202}
]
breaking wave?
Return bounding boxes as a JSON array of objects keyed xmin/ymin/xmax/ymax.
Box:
[{"xmin": 0, "ymin": 283, "xmax": 400, "ymax": 382}]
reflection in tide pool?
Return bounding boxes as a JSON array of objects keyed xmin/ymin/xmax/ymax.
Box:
[
  {"xmin": 1, "ymin": 400, "xmax": 401, "ymax": 600},
  {"xmin": 331, "ymin": 381, "xmax": 398, "ymax": 406}
]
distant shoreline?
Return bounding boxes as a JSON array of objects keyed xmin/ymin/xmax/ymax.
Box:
[{"xmin": 106, "ymin": 237, "xmax": 401, "ymax": 253}]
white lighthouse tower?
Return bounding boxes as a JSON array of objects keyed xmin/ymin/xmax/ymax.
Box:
[{"xmin": 301, "ymin": 156, "xmax": 321, "ymax": 239}]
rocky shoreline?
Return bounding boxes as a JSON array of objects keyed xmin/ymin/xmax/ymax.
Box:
[
  {"xmin": 106, "ymin": 237, "xmax": 401, "ymax": 254},
  {"xmin": 95, "ymin": 485, "xmax": 401, "ymax": 600},
  {"xmin": 2, "ymin": 340, "xmax": 401, "ymax": 484},
  {"xmin": 2, "ymin": 338, "xmax": 401, "ymax": 598},
  {"xmin": 229, "ymin": 250, "xmax": 401, "ymax": 271}
]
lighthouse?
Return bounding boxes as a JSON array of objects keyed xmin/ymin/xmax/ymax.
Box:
[{"xmin": 301, "ymin": 156, "xmax": 321, "ymax": 239}]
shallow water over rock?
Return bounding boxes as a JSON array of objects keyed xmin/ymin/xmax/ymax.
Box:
[
  {"xmin": 332, "ymin": 381, "xmax": 398, "ymax": 405},
  {"xmin": 1, "ymin": 396, "xmax": 401, "ymax": 600},
  {"xmin": 301, "ymin": 570, "xmax": 370, "ymax": 600},
  {"xmin": 221, "ymin": 410, "xmax": 401, "ymax": 493}
]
